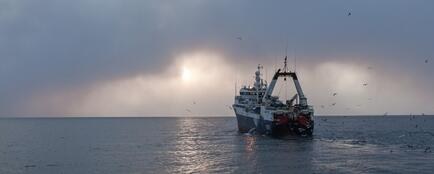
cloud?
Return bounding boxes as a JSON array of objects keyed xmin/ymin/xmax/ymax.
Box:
[
  {"xmin": 23, "ymin": 51, "xmax": 237, "ymax": 116},
  {"xmin": 1, "ymin": 0, "xmax": 434, "ymax": 116}
]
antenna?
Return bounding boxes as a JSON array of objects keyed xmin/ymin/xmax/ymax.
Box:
[
  {"xmin": 234, "ymin": 72, "xmax": 238, "ymax": 96},
  {"xmin": 283, "ymin": 56, "xmax": 288, "ymax": 81},
  {"xmin": 273, "ymin": 56, "xmax": 276, "ymax": 73},
  {"xmin": 234, "ymin": 81, "xmax": 237, "ymax": 96},
  {"xmin": 265, "ymin": 67, "xmax": 268, "ymax": 85},
  {"xmin": 285, "ymin": 39, "xmax": 288, "ymax": 58},
  {"xmin": 294, "ymin": 47, "xmax": 297, "ymax": 72}
]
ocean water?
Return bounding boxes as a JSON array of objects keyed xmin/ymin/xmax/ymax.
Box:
[{"xmin": 0, "ymin": 116, "xmax": 433, "ymax": 174}]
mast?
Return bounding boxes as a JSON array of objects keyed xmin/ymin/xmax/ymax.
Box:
[{"xmin": 255, "ymin": 64, "xmax": 262, "ymax": 104}]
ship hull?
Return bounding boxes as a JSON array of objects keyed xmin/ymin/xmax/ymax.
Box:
[
  {"xmin": 235, "ymin": 112, "xmax": 313, "ymax": 137},
  {"xmin": 235, "ymin": 113, "xmax": 272, "ymax": 134}
]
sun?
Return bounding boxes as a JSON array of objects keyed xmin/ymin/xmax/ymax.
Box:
[{"xmin": 181, "ymin": 66, "xmax": 193, "ymax": 81}]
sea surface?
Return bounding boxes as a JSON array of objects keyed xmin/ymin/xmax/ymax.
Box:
[{"xmin": 0, "ymin": 116, "xmax": 433, "ymax": 174}]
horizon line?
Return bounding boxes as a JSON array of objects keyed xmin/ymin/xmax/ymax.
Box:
[{"xmin": 0, "ymin": 114, "xmax": 433, "ymax": 119}]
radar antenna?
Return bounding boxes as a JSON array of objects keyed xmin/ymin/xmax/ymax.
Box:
[{"xmin": 283, "ymin": 56, "xmax": 288, "ymax": 81}]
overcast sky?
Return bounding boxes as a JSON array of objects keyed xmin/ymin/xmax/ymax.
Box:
[{"xmin": 1, "ymin": 0, "xmax": 434, "ymax": 117}]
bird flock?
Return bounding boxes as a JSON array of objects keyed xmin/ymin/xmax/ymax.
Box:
[{"xmin": 321, "ymin": 56, "xmax": 431, "ymax": 115}]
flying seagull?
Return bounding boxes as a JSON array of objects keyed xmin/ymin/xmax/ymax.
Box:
[
  {"xmin": 331, "ymin": 103, "xmax": 336, "ymax": 106},
  {"xmin": 236, "ymin": 36, "xmax": 243, "ymax": 40},
  {"xmin": 333, "ymin": 93, "xmax": 338, "ymax": 96},
  {"xmin": 347, "ymin": 12, "xmax": 352, "ymax": 16},
  {"xmin": 425, "ymin": 59, "xmax": 429, "ymax": 63},
  {"xmin": 363, "ymin": 83, "xmax": 368, "ymax": 86}
]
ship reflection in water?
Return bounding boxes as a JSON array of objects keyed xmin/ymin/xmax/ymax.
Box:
[
  {"xmin": 157, "ymin": 118, "xmax": 316, "ymax": 173},
  {"xmin": 243, "ymin": 134, "xmax": 256, "ymax": 153},
  {"xmin": 242, "ymin": 134, "xmax": 257, "ymax": 169},
  {"xmin": 236, "ymin": 134, "xmax": 315, "ymax": 173}
]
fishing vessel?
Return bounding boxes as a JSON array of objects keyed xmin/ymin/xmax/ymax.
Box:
[{"xmin": 233, "ymin": 57, "xmax": 314, "ymax": 136}]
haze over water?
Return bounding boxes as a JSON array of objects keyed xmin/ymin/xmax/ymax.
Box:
[{"xmin": 1, "ymin": 116, "xmax": 433, "ymax": 174}]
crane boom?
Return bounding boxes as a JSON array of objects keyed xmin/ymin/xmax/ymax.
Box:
[{"xmin": 262, "ymin": 69, "xmax": 307, "ymax": 106}]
